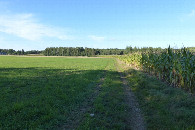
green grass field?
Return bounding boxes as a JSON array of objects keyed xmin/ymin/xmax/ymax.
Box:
[
  {"xmin": 0, "ymin": 56, "xmax": 129, "ymax": 129},
  {"xmin": 0, "ymin": 56, "xmax": 194, "ymax": 129}
]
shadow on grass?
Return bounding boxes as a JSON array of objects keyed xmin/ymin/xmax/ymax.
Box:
[
  {"xmin": 0, "ymin": 67, "xmax": 194, "ymax": 129},
  {"xmin": 126, "ymin": 68, "xmax": 195, "ymax": 129},
  {"xmin": 0, "ymin": 67, "xmax": 112, "ymax": 129}
]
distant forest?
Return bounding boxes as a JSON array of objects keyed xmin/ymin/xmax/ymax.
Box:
[
  {"xmin": 0, "ymin": 46, "xmax": 195, "ymax": 56},
  {"xmin": 0, "ymin": 49, "xmax": 42, "ymax": 55},
  {"xmin": 43, "ymin": 47, "xmax": 124, "ymax": 56}
]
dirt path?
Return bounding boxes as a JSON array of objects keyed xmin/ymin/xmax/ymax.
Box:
[
  {"xmin": 116, "ymin": 59, "xmax": 146, "ymax": 130},
  {"xmin": 61, "ymin": 70, "xmax": 106, "ymax": 130}
]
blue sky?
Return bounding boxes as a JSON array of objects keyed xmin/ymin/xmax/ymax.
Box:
[{"xmin": 0, "ymin": 0, "xmax": 195, "ymax": 50}]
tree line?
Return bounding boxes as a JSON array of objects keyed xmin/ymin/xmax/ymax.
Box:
[
  {"xmin": 43, "ymin": 47, "xmax": 124, "ymax": 56},
  {"xmin": 0, "ymin": 49, "xmax": 42, "ymax": 55},
  {"xmin": 125, "ymin": 46, "xmax": 165, "ymax": 54},
  {"xmin": 0, "ymin": 46, "xmax": 194, "ymax": 56},
  {"xmin": 125, "ymin": 46, "xmax": 195, "ymax": 54}
]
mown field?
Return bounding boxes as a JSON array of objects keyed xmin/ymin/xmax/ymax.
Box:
[
  {"xmin": 0, "ymin": 56, "xmax": 129, "ymax": 129},
  {"xmin": 0, "ymin": 56, "xmax": 194, "ymax": 129}
]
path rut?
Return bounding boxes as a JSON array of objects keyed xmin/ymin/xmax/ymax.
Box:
[
  {"xmin": 61, "ymin": 70, "xmax": 106, "ymax": 130},
  {"xmin": 116, "ymin": 59, "xmax": 146, "ymax": 130}
]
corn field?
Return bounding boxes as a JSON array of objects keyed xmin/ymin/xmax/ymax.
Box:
[{"xmin": 118, "ymin": 47, "xmax": 195, "ymax": 93}]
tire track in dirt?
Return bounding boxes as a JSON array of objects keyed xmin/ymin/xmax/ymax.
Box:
[
  {"xmin": 116, "ymin": 59, "xmax": 146, "ymax": 130},
  {"xmin": 61, "ymin": 69, "xmax": 107, "ymax": 129}
]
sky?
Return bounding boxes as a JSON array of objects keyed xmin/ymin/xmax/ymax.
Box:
[{"xmin": 0, "ymin": 0, "xmax": 195, "ymax": 51}]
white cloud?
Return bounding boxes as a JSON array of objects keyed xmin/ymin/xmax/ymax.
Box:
[
  {"xmin": 88, "ymin": 35, "xmax": 105, "ymax": 42},
  {"xmin": 0, "ymin": 13, "xmax": 71, "ymax": 41},
  {"xmin": 188, "ymin": 9, "xmax": 195, "ymax": 17},
  {"xmin": 179, "ymin": 9, "xmax": 195, "ymax": 22}
]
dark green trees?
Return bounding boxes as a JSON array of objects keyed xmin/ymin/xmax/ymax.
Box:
[{"xmin": 43, "ymin": 47, "xmax": 124, "ymax": 56}]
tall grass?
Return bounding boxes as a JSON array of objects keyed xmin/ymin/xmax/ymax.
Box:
[{"xmin": 118, "ymin": 47, "xmax": 195, "ymax": 92}]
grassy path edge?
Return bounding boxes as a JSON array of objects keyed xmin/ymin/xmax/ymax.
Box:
[
  {"xmin": 61, "ymin": 69, "xmax": 107, "ymax": 129},
  {"xmin": 116, "ymin": 59, "xmax": 146, "ymax": 130},
  {"xmin": 116, "ymin": 58, "xmax": 195, "ymax": 129}
]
